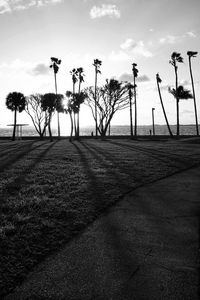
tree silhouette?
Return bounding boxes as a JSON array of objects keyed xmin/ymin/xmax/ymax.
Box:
[
  {"xmin": 187, "ymin": 51, "xmax": 199, "ymax": 136},
  {"xmin": 132, "ymin": 63, "xmax": 138, "ymax": 136},
  {"xmin": 70, "ymin": 68, "xmax": 78, "ymax": 136},
  {"xmin": 41, "ymin": 93, "xmax": 57, "ymax": 142},
  {"xmin": 169, "ymin": 85, "xmax": 193, "ymax": 100},
  {"xmin": 156, "ymin": 73, "xmax": 173, "ymax": 137},
  {"xmin": 65, "ymin": 90, "xmax": 86, "ymax": 141},
  {"xmin": 25, "ymin": 94, "xmax": 49, "ymax": 138},
  {"xmin": 127, "ymin": 83, "xmax": 134, "ymax": 137},
  {"xmin": 65, "ymin": 91, "xmax": 74, "ymax": 142},
  {"xmin": 93, "ymin": 59, "xmax": 102, "ymax": 137},
  {"xmin": 76, "ymin": 67, "xmax": 85, "ymax": 138},
  {"xmin": 85, "ymin": 79, "xmax": 129, "ymax": 137},
  {"xmin": 169, "ymin": 52, "xmax": 183, "ymax": 136},
  {"xmin": 169, "ymin": 85, "xmax": 193, "ymax": 130},
  {"xmin": 50, "ymin": 57, "xmax": 61, "ymax": 138},
  {"xmin": 55, "ymin": 94, "xmax": 64, "ymax": 113},
  {"xmin": 6, "ymin": 92, "xmax": 26, "ymax": 141}
]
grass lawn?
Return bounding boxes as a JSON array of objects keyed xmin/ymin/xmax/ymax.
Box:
[{"xmin": 0, "ymin": 137, "xmax": 200, "ymax": 296}]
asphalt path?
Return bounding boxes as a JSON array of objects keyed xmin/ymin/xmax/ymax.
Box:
[{"xmin": 6, "ymin": 164, "xmax": 200, "ymax": 299}]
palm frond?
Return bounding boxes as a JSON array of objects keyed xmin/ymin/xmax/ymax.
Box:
[
  {"xmin": 187, "ymin": 51, "xmax": 198, "ymax": 58},
  {"xmin": 169, "ymin": 85, "xmax": 193, "ymax": 100}
]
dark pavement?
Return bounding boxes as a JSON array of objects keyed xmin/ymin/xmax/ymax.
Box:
[{"xmin": 6, "ymin": 166, "xmax": 200, "ymax": 299}]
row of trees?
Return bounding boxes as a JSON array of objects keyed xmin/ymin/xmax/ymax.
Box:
[
  {"xmin": 156, "ymin": 51, "xmax": 198, "ymax": 137},
  {"xmin": 5, "ymin": 51, "xmax": 199, "ymax": 141},
  {"xmin": 6, "ymin": 92, "xmax": 64, "ymax": 141}
]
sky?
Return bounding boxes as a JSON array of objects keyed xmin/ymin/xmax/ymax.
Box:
[{"xmin": 0, "ymin": 0, "xmax": 200, "ymax": 133}]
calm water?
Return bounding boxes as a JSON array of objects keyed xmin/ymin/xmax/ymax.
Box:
[{"xmin": 0, "ymin": 124, "xmax": 199, "ymax": 137}]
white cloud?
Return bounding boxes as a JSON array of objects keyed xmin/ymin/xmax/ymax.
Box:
[
  {"xmin": 0, "ymin": 0, "xmax": 63, "ymax": 14},
  {"xmin": 108, "ymin": 50, "xmax": 130, "ymax": 61},
  {"xmin": 186, "ymin": 31, "xmax": 197, "ymax": 38},
  {"xmin": 159, "ymin": 31, "xmax": 197, "ymax": 45},
  {"xmin": 159, "ymin": 35, "xmax": 181, "ymax": 44},
  {"xmin": 120, "ymin": 38, "xmax": 153, "ymax": 58},
  {"xmin": 119, "ymin": 73, "xmax": 150, "ymax": 83},
  {"xmin": 0, "ymin": 0, "xmax": 11, "ymax": 14},
  {"xmin": 90, "ymin": 4, "xmax": 120, "ymax": 19}
]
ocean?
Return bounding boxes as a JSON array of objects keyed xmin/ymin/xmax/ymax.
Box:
[{"xmin": 0, "ymin": 124, "xmax": 199, "ymax": 137}]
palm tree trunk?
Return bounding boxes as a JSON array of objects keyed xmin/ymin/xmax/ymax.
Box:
[
  {"xmin": 72, "ymin": 82, "xmax": 77, "ymax": 138},
  {"xmin": 73, "ymin": 112, "xmax": 77, "ymax": 137},
  {"xmin": 12, "ymin": 108, "xmax": 17, "ymax": 141},
  {"xmin": 48, "ymin": 112, "xmax": 53, "ymax": 142},
  {"xmin": 54, "ymin": 72, "xmax": 60, "ymax": 138},
  {"xmin": 69, "ymin": 112, "xmax": 73, "ymax": 142},
  {"xmin": 129, "ymin": 92, "xmax": 133, "ymax": 137},
  {"xmin": 77, "ymin": 80, "xmax": 81, "ymax": 138},
  {"xmin": 133, "ymin": 76, "xmax": 137, "ymax": 136},
  {"xmin": 175, "ymin": 66, "xmax": 180, "ymax": 136},
  {"xmin": 77, "ymin": 110, "xmax": 80, "ymax": 138},
  {"xmin": 157, "ymin": 81, "xmax": 173, "ymax": 137},
  {"xmin": 189, "ymin": 57, "xmax": 199, "ymax": 136},
  {"xmin": 94, "ymin": 69, "xmax": 98, "ymax": 137}
]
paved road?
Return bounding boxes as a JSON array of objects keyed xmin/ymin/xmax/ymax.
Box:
[{"xmin": 6, "ymin": 166, "xmax": 200, "ymax": 299}]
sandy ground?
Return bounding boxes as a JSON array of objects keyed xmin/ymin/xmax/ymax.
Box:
[{"xmin": 6, "ymin": 164, "xmax": 200, "ymax": 299}]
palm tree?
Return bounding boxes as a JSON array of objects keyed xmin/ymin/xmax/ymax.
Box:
[
  {"xmin": 93, "ymin": 59, "xmax": 102, "ymax": 137},
  {"xmin": 132, "ymin": 63, "xmax": 138, "ymax": 136},
  {"xmin": 187, "ymin": 51, "xmax": 199, "ymax": 136},
  {"xmin": 169, "ymin": 52, "xmax": 183, "ymax": 136},
  {"xmin": 169, "ymin": 85, "xmax": 193, "ymax": 132},
  {"xmin": 65, "ymin": 91, "xmax": 74, "ymax": 142},
  {"xmin": 127, "ymin": 83, "xmax": 134, "ymax": 137},
  {"xmin": 70, "ymin": 68, "xmax": 78, "ymax": 136},
  {"xmin": 50, "ymin": 57, "xmax": 61, "ymax": 138},
  {"xmin": 156, "ymin": 73, "xmax": 173, "ymax": 137},
  {"xmin": 6, "ymin": 92, "xmax": 26, "ymax": 141},
  {"xmin": 41, "ymin": 93, "xmax": 57, "ymax": 142},
  {"xmin": 76, "ymin": 67, "xmax": 85, "ymax": 138}
]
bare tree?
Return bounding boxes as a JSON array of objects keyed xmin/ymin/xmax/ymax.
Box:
[
  {"xmin": 25, "ymin": 94, "xmax": 49, "ymax": 138},
  {"xmin": 85, "ymin": 79, "xmax": 129, "ymax": 137}
]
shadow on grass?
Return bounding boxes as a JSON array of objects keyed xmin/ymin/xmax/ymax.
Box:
[
  {"xmin": 0, "ymin": 141, "xmax": 58, "ymax": 200},
  {"xmin": 106, "ymin": 139, "xmax": 199, "ymax": 169},
  {"xmin": 79, "ymin": 140, "xmax": 136, "ymax": 191},
  {"xmin": 0, "ymin": 140, "xmax": 50, "ymax": 174},
  {"xmin": 71, "ymin": 141, "xmax": 104, "ymax": 208}
]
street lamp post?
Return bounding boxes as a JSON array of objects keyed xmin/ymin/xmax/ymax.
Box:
[{"xmin": 152, "ymin": 108, "xmax": 155, "ymax": 136}]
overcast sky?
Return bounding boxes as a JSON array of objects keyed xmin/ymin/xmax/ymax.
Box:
[{"xmin": 0, "ymin": 0, "xmax": 200, "ymax": 130}]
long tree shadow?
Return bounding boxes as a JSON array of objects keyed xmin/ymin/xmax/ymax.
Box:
[
  {"xmin": 71, "ymin": 141, "xmax": 107, "ymax": 214},
  {"xmin": 0, "ymin": 140, "xmax": 50, "ymax": 174},
  {"xmin": 0, "ymin": 141, "xmax": 58, "ymax": 201},
  {"xmin": 0, "ymin": 141, "xmax": 36, "ymax": 159},
  {"xmin": 106, "ymin": 139, "xmax": 199, "ymax": 169},
  {"xmin": 79, "ymin": 140, "xmax": 137, "ymax": 191}
]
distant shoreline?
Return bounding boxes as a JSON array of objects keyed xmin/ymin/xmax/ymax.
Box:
[{"xmin": 0, "ymin": 124, "xmax": 199, "ymax": 138}]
